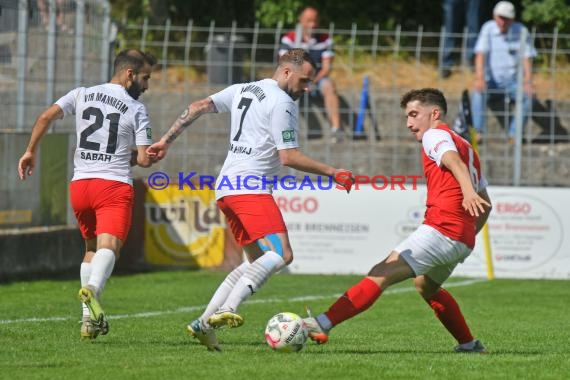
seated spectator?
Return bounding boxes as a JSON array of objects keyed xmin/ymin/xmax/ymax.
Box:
[
  {"xmin": 471, "ymin": 1, "xmax": 536, "ymax": 143},
  {"xmin": 279, "ymin": 6, "xmax": 344, "ymax": 143}
]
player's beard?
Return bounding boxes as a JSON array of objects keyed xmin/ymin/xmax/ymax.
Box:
[
  {"xmin": 288, "ymin": 89, "xmax": 304, "ymax": 101},
  {"xmin": 127, "ymin": 80, "xmax": 143, "ymax": 100}
]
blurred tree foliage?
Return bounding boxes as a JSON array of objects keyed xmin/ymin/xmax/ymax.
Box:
[
  {"xmin": 109, "ymin": 0, "xmax": 444, "ymax": 30},
  {"xmin": 521, "ymin": 0, "xmax": 570, "ymax": 64},
  {"xmin": 109, "ymin": 0, "xmax": 570, "ymax": 63},
  {"xmin": 522, "ymin": 0, "xmax": 570, "ymax": 31},
  {"xmin": 108, "ymin": 0, "xmax": 570, "ymax": 33}
]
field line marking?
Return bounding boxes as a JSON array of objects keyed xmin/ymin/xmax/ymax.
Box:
[{"xmin": 0, "ymin": 278, "xmax": 486, "ymax": 325}]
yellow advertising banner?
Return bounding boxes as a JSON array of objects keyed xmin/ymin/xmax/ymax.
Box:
[
  {"xmin": 144, "ymin": 184, "xmax": 225, "ymax": 267},
  {"xmin": 0, "ymin": 210, "xmax": 32, "ymax": 225}
]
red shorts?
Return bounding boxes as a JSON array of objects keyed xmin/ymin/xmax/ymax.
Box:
[
  {"xmin": 69, "ymin": 178, "xmax": 134, "ymax": 241},
  {"xmin": 217, "ymin": 194, "xmax": 287, "ymax": 246}
]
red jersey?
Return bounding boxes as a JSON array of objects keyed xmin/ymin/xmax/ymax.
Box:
[{"xmin": 421, "ymin": 124, "xmax": 486, "ymax": 248}]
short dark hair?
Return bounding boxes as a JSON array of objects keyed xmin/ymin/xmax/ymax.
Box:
[
  {"xmin": 113, "ymin": 49, "xmax": 157, "ymax": 75},
  {"xmin": 400, "ymin": 88, "xmax": 448, "ymax": 115},
  {"xmin": 298, "ymin": 5, "xmax": 319, "ymax": 17},
  {"xmin": 278, "ymin": 48, "xmax": 317, "ymax": 71}
]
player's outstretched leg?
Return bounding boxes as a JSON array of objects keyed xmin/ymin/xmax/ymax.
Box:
[
  {"xmin": 78, "ymin": 285, "xmax": 109, "ymax": 337},
  {"xmin": 303, "ymin": 307, "xmax": 329, "ymax": 344},
  {"xmin": 209, "ymin": 250, "xmax": 286, "ymax": 329},
  {"xmin": 304, "ymin": 277, "xmax": 382, "ymax": 344},
  {"xmin": 187, "ymin": 319, "xmax": 221, "ymax": 351},
  {"xmin": 197, "ymin": 262, "xmax": 249, "ymax": 327}
]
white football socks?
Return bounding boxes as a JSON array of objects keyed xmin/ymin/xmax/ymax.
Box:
[
  {"xmin": 199, "ymin": 261, "xmax": 250, "ymax": 327},
  {"xmin": 87, "ymin": 248, "xmax": 116, "ymax": 296},
  {"xmin": 80, "ymin": 262, "xmax": 92, "ymax": 319},
  {"xmin": 219, "ymin": 251, "xmax": 286, "ymax": 313}
]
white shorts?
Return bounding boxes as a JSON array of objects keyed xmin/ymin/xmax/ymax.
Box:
[{"xmin": 394, "ymin": 224, "xmax": 472, "ymax": 284}]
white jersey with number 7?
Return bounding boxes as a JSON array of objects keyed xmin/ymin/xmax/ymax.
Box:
[{"xmin": 210, "ymin": 78, "xmax": 300, "ymax": 199}]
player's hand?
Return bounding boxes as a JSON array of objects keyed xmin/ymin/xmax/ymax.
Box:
[
  {"xmin": 146, "ymin": 140, "xmax": 169, "ymax": 161},
  {"xmin": 333, "ymin": 169, "xmax": 355, "ymax": 194},
  {"xmin": 18, "ymin": 151, "xmax": 35, "ymax": 180},
  {"xmin": 462, "ymin": 192, "xmax": 491, "ymax": 217}
]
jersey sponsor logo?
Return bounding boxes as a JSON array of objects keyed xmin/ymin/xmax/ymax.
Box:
[
  {"xmin": 146, "ymin": 127, "xmax": 152, "ymax": 139},
  {"xmin": 433, "ymin": 139, "xmax": 448, "ymax": 153},
  {"xmin": 282, "ymin": 129, "xmax": 296, "ymax": 143},
  {"xmin": 80, "ymin": 151, "xmax": 112, "ymax": 162}
]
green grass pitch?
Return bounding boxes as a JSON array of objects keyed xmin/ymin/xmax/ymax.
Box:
[{"xmin": 1, "ymin": 271, "xmax": 569, "ymax": 379}]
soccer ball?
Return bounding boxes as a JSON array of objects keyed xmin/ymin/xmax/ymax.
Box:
[{"xmin": 264, "ymin": 312, "xmax": 308, "ymax": 352}]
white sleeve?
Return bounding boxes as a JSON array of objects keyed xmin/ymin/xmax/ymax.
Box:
[
  {"xmin": 322, "ymin": 35, "xmax": 334, "ymax": 59},
  {"xmin": 210, "ymin": 84, "xmax": 240, "ymax": 113},
  {"xmin": 134, "ymin": 104, "xmax": 153, "ymax": 146},
  {"xmin": 474, "ymin": 21, "xmax": 491, "ymax": 54},
  {"xmin": 422, "ymin": 129, "xmax": 457, "ymax": 167},
  {"xmin": 55, "ymin": 87, "xmax": 83, "ymax": 116},
  {"xmin": 521, "ymin": 25, "xmax": 537, "ymax": 58},
  {"xmin": 271, "ymin": 101, "xmax": 300, "ymax": 150}
]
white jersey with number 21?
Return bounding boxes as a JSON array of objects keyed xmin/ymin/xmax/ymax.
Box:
[{"xmin": 56, "ymin": 83, "xmax": 153, "ymax": 185}]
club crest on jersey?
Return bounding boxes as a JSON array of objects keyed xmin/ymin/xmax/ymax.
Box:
[{"xmin": 282, "ymin": 129, "xmax": 296, "ymax": 143}]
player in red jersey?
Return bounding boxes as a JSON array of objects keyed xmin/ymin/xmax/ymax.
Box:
[
  {"xmin": 304, "ymin": 88, "xmax": 492, "ymax": 353},
  {"xmin": 18, "ymin": 49, "xmax": 157, "ymax": 340}
]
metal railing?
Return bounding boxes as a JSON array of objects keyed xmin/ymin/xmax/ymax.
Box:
[
  {"xmin": 0, "ymin": 0, "xmax": 111, "ymax": 131},
  {"xmin": 2, "ymin": 15, "xmax": 570, "ymax": 194}
]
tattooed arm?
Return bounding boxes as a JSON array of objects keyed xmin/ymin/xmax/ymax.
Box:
[{"xmin": 147, "ymin": 97, "xmax": 217, "ymax": 160}]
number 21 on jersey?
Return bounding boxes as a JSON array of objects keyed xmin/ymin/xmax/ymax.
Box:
[{"xmin": 79, "ymin": 106, "xmax": 121, "ymax": 154}]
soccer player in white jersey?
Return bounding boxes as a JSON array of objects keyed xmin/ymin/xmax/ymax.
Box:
[
  {"xmin": 18, "ymin": 49, "xmax": 157, "ymax": 340},
  {"xmin": 303, "ymin": 88, "xmax": 492, "ymax": 353},
  {"xmin": 147, "ymin": 48, "xmax": 354, "ymax": 351}
]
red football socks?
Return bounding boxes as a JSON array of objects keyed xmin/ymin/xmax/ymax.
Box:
[
  {"xmin": 427, "ymin": 288, "xmax": 474, "ymax": 344},
  {"xmin": 324, "ymin": 277, "xmax": 382, "ymax": 326}
]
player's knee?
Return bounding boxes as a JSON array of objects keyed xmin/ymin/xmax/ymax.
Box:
[
  {"xmin": 257, "ymin": 234, "xmax": 294, "ymax": 265},
  {"xmin": 257, "ymin": 233, "xmax": 285, "ymax": 255},
  {"xmin": 414, "ymin": 282, "xmax": 429, "ymax": 299},
  {"xmin": 414, "ymin": 278, "xmax": 439, "ymax": 300}
]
